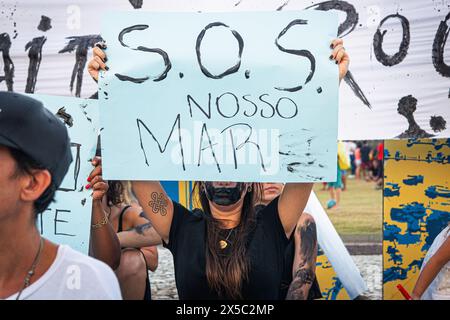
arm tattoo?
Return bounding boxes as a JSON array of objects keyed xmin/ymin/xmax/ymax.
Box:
[
  {"xmin": 130, "ymin": 222, "xmax": 153, "ymax": 235},
  {"xmin": 286, "ymin": 267, "xmax": 315, "ymax": 300},
  {"xmin": 286, "ymin": 218, "xmax": 318, "ymax": 300},
  {"xmin": 148, "ymin": 192, "xmax": 168, "ymax": 216}
]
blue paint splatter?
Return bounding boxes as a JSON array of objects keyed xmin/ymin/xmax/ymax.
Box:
[
  {"xmin": 383, "ymin": 266, "xmax": 409, "ymax": 283},
  {"xmin": 422, "ymin": 209, "xmax": 450, "ymax": 252},
  {"xmin": 386, "ymin": 245, "xmax": 403, "ymax": 265},
  {"xmin": 322, "ymin": 277, "xmax": 344, "ymax": 300},
  {"xmin": 425, "ymin": 185, "xmax": 450, "ymax": 199},
  {"xmin": 396, "ymin": 233, "xmax": 421, "ymax": 245},
  {"xmin": 384, "ymin": 222, "xmax": 421, "ymax": 245},
  {"xmin": 406, "ymin": 138, "xmax": 450, "ymax": 151},
  {"xmin": 391, "ymin": 202, "xmax": 427, "ymax": 233},
  {"xmin": 403, "ymin": 175, "xmax": 424, "ymax": 186},
  {"xmin": 384, "ymin": 222, "xmax": 402, "ymax": 242},
  {"xmin": 408, "ymin": 259, "xmax": 423, "ymax": 272},
  {"xmin": 384, "ymin": 183, "xmax": 400, "ymax": 197}
]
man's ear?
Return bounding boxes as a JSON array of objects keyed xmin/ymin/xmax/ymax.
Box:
[{"xmin": 20, "ymin": 169, "xmax": 52, "ymax": 203}]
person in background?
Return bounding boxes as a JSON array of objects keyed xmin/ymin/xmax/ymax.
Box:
[
  {"xmin": 327, "ymin": 142, "xmax": 349, "ymax": 210},
  {"xmin": 345, "ymin": 141, "xmax": 357, "ymax": 179},
  {"xmin": 360, "ymin": 141, "xmax": 371, "ymax": 180},
  {"xmin": 376, "ymin": 141, "xmax": 384, "ymax": 163},
  {"xmin": 89, "ymin": 162, "xmax": 158, "ymax": 300},
  {"xmin": 258, "ymin": 183, "xmax": 322, "ymax": 300},
  {"xmin": 367, "ymin": 158, "xmax": 383, "ymax": 189},
  {"xmin": 354, "ymin": 142, "xmax": 362, "ymax": 180},
  {"xmin": 412, "ymin": 224, "xmax": 449, "ymax": 300},
  {"xmin": 0, "ymin": 92, "xmax": 122, "ymax": 300}
]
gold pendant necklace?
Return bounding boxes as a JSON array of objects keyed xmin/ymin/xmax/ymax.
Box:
[
  {"xmin": 16, "ymin": 236, "xmax": 44, "ymax": 300},
  {"xmin": 219, "ymin": 229, "xmax": 234, "ymax": 250}
]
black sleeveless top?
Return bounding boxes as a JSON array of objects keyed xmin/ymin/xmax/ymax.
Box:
[{"xmin": 163, "ymin": 197, "xmax": 290, "ymax": 299}]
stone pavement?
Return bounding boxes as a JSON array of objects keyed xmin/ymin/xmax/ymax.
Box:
[{"xmin": 150, "ymin": 246, "xmax": 383, "ymax": 300}]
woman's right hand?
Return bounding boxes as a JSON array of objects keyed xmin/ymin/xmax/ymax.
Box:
[{"xmin": 88, "ymin": 44, "xmax": 108, "ymax": 81}]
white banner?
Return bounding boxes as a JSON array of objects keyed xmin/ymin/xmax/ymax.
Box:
[{"xmin": 0, "ymin": 0, "xmax": 449, "ymax": 139}]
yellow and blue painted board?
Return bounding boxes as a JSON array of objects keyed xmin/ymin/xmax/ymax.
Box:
[{"xmin": 383, "ymin": 138, "xmax": 450, "ymax": 300}]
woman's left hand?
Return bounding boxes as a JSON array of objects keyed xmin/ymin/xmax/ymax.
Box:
[
  {"xmin": 86, "ymin": 156, "xmax": 108, "ymax": 201},
  {"xmin": 330, "ymin": 38, "xmax": 349, "ymax": 82}
]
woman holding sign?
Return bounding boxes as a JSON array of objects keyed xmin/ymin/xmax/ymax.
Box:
[{"xmin": 88, "ymin": 39, "xmax": 349, "ymax": 299}]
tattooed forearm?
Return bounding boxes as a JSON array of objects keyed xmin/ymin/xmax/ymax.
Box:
[
  {"xmin": 286, "ymin": 267, "xmax": 315, "ymax": 300},
  {"xmin": 300, "ymin": 219, "xmax": 317, "ymax": 263},
  {"xmin": 148, "ymin": 192, "xmax": 168, "ymax": 216},
  {"xmin": 286, "ymin": 215, "xmax": 318, "ymax": 300},
  {"xmin": 131, "ymin": 222, "xmax": 153, "ymax": 235}
]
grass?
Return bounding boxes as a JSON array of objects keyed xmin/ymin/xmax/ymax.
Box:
[{"xmin": 313, "ymin": 177, "xmax": 382, "ymax": 236}]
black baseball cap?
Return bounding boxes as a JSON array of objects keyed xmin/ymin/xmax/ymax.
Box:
[{"xmin": 0, "ymin": 91, "xmax": 73, "ymax": 187}]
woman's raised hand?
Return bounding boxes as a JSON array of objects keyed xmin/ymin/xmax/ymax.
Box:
[{"xmin": 88, "ymin": 42, "xmax": 108, "ymax": 81}]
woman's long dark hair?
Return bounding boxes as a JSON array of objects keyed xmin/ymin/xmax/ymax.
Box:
[
  {"xmin": 106, "ymin": 180, "xmax": 124, "ymax": 207},
  {"xmin": 192, "ymin": 182, "xmax": 261, "ymax": 299}
]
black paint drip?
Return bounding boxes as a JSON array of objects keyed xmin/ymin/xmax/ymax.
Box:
[
  {"xmin": 277, "ymin": 0, "xmax": 290, "ymax": 11},
  {"xmin": 317, "ymin": 87, "xmax": 322, "ymax": 94},
  {"xmin": 344, "ymin": 71, "xmax": 371, "ymax": 109},
  {"xmin": 25, "ymin": 36, "xmax": 46, "ymax": 93},
  {"xmin": 396, "ymin": 95, "xmax": 434, "ymax": 138},
  {"xmin": 373, "ymin": 14, "xmax": 410, "ymax": 67},
  {"xmin": 129, "ymin": 0, "xmax": 143, "ymax": 9},
  {"xmin": 244, "ymin": 69, "xmax": 250, "ymax": 79},
  {"xmin": 0, "ymin": 33, "xmax": 14, "ymax": 91},
  {"xmin": 37, "ymin": 15, "xmax": 52, "ymax": 32},
  {"xmin": 56, "ymin": 107, "xmax": 74, "ymax": 127},
  {"xmin": 430, "ymin": 115, "xmax": 447, "ymax": 132},
  {"xmin": 59, "ymin": 35, "xmax": 103, "ymax": 97}
]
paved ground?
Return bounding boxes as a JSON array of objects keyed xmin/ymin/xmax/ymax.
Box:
[
  {"xmin": 352, "ymin": 255, "xmax": 382, "ymax": 300},
  {"xmin": 150, "ymin": 246, "xmax": 383, "ymax": 300}
]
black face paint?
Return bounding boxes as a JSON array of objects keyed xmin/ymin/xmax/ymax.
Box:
[{"xmin": 204, "ymin": 182, "xmax": 245, "ymax": 206}]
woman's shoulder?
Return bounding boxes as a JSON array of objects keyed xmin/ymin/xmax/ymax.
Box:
[{"xmin": 172, "ymin": 200, "xmax": 205, "ymax": 221}]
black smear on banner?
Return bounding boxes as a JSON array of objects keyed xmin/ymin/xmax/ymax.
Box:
[
  {"xmin": 277, "ymin": 1, "xmax": 290, "ymax": 11},
  {"xmin": 129, "ymin": 0, "xmax": 143, "ymax": 9},
  {"xmin": 37, "ymin": 15, "xmax": 52, "ymax": 32},
  {"xmin": 56, "ymin": 107, "xmax": 74, "ymax": 127},
  {"xmin": 396, "ymin": 95, "xmax": 434, "ymax": 138},
  {"xmin": 25, "ymin": 36, "xmax": 46, "ymax": 93},
  {"xmin": 430, "ymin": 115, "xmax": 447, "ymax": 132},
  {"xmin": 0, "ymin": 33, "xmax": 14, "ymax": 91},
  {"xmin": 344, "ymin": 71, "xmax": 371, "ymax": 109}
]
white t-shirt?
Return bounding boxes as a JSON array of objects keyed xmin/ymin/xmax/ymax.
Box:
[
  {"xmin": 421, "ymin": 226, "xmax": 450, "ymax": 300},
  {"xmin": 6, "ymin": 245, "xmax": 122, "ymax": 300}
]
